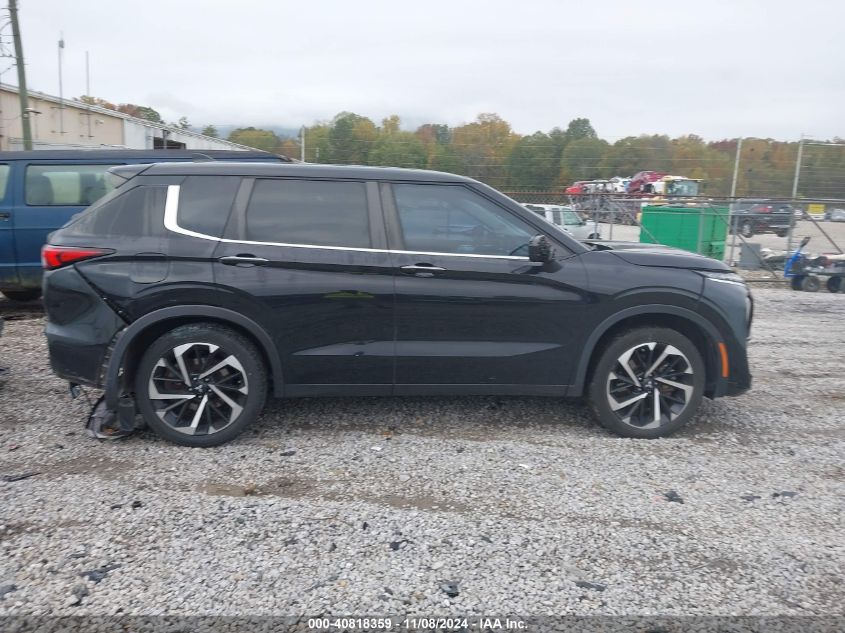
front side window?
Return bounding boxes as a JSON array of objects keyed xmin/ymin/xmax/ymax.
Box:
[
  {"xmin": 244, "ymin": 179, "xmax": 370, "ymax": 248},
  {"xmin": 26, "ymin": 164, "xmax": 120, "ymax": 206},
  {"xmin": 393, "ymin": 184, "xmax": 535, "ymax": 257}
]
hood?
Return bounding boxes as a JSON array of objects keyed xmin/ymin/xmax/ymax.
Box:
[{"xmin": 585, "ymin": 240, "xmax": 730, "ymax": 272}]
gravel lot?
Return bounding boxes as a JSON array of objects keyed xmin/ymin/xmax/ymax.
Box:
[{"xmin": 0, "ymin": 288, "xmax": 843, "ymax": 619}]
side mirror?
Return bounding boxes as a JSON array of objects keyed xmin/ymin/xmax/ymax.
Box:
[
  {"xmin": 528, "ymin": 234, "xmax": 553, "ymax": 263},
  {"xmin": 800, "ymin": 236, "xmax": 811, "ymax": 248}
]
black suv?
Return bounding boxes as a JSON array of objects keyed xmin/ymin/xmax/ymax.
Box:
[{"xmin": 43, "ymin": 162, "xmax": 752, "ymax": 446}]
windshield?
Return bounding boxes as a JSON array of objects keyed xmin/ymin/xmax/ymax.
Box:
[{"xmin": 666, "ymin": 180, "xmax": 700, "ymax": 196}]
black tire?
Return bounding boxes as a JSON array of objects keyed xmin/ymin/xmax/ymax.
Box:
[
  {"xmin": 790, "ymin": 276, "xmax": 804, "ymax": 291},
  {"xmin": 134, "ymin": 323, "xmax": 267, "ymax": 447},
  {"xmin": 740, "ymin": 221, "xmax": 754, "ymax": 238},
  {"xmin": 826, "ymin": 277, "xmax": 843, "ymax": 293},
  {"xmin": 800, "ymin": 276, "xmax": 821, "ymax": 293},
  {"xmin": 2, "ymin": 289, "xmax": 41, "ymax": 302},
  {"xmin": 588, "ymin": 327, "xmax": 705, "ymax": 439},
  {"xmin": 775, "ymin": 229, "xmax": 787, "ymax": 238}
]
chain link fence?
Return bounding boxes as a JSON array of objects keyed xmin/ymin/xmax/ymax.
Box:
[{"xmin": 505, "ymin": 191, "xmax": 845, "ymax": 282}]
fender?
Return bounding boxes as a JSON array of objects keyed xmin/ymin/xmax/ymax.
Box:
[
  {"xmin": 104, "ymin": 305, "xmax": 284, "ymax": 409},
  {"xmin": 567, "ymin": 304, "xmax": 724, "ymax": 397}
]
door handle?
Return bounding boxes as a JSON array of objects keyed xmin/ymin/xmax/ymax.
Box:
[
  {"xmin": 0, "ymin": 212, "xmax": 9, "ymax": 221},
  {"xmin": 400, "ymin": 263, "xmax": 446, "ymax": 277},
  {"xmin": 218, "ymin": 255, "xmax": 269, "ymax": 267}
]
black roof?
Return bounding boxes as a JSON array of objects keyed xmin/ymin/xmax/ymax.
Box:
[
  {"xmin": 140, "ymin": 161, "xmax": 475, "ymax": 183},
  {"xmin": 0, "ymin": 149, "xmax": 291, "ymax": 161}
]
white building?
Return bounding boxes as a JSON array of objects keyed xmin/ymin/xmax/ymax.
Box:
[{"xmin": 0, "ymin": 84, "xmax": 250, "ymax": 152}]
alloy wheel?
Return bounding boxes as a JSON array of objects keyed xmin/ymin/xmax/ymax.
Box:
[
  {"xmin": 148, "ymin": 342, "xmax": 249, "ymax": 436},
  {"xmin": 606, "ymin": 342, "xmax": 694, "ymax": 429}
]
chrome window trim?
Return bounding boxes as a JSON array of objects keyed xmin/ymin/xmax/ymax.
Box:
[{"xmin": 163, "ymin": 183, "xmax": 529, "ymax": 262}]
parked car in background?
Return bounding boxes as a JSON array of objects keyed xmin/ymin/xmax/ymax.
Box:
[
  {"xmin": 0, "ymin": 149, "xmax": 290, "ymax": 302},
  {"xmin": 729, "ymin": 201, "xmax": 795, "ymax": 237},
  {"xmin": 826, "ymin": 208, "xmax": 845, "ymax": 222},
  {"xmin": 523, "ymin": 203, "xmax": 601, "ymax": 240},
  {"xmin": 43, "ymin": 161, "xmax": 751, "ymax": 446}
]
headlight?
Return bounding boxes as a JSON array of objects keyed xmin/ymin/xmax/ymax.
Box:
[{"xmin": 698, "ymin": 271, "xmax": 746, "ymax": 286}]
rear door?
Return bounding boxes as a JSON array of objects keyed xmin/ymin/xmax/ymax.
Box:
[
  {"xmin": 14, "ymin": 161, "xmax": 120, "ymax": 289},
  {"xmin": 211, "ymin": 177, "xmax": 395, "ymax": 394}
]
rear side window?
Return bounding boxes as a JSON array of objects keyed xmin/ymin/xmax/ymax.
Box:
[
  {"xmin": 26, "ymin": 164, "xmax": 120, "ymax": 206},
  {"xmin": 61, "ymin": 185, "xmax": 167, "ymax": 239},
  {"xmin": 177, "ymin": 176, "xmax": 241, "ymax": 238},
  {"xmin": 244, "ymin": 179, "xmax": 370, "ymax": 248}
]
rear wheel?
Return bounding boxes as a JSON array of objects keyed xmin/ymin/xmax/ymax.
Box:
[
  {"xmin": 740, "ymin": 221, "xmax": 754, "ymax": 238},
  {"xmin": 588, "ymin": 327, "xmax": 705, "ymax": 439},
  {"xmin": 134, "ymin": 323, "xmax": 267, "ymax": 447},
  {"xmin": 2, "ymin": 289, "xmax": 41, "ymax": 302},
  {"xmin": 826, "ymin": 277, "xmax": 842, "ymax": 293}
]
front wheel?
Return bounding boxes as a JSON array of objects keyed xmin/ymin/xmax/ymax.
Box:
[
  {"xmin": 588, "ymin": 327, "xmax": 705, "ymax": 439},
  {"xmin": 134, "ymin": 323, "xmax": 267, "ymax": 447},
  {"xmin": 827, "ymin": 277, "xmax": 843, "ymax": 293},
  {"xmin": 740, "ymin": 221, "xmax": 754, "ymax": 238}
]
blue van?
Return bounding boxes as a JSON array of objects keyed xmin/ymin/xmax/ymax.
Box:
[{"xmin": 0, "ymin": 149, "xmax": 289, "ymax": 301}]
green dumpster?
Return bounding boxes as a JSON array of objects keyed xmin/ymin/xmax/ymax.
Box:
[{"xmin": 639, "ymin": 205, "xmax": 729, "ymax": 258}]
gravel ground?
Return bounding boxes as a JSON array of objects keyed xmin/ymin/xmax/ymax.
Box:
[{"xmin": 0, "ymin": 289, "xmax": 843, "ymax": 619}]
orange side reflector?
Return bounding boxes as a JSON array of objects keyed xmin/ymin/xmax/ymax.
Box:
[{"xmin": 718, "ymin": 342, "xmax": 729, "ymax": 378}]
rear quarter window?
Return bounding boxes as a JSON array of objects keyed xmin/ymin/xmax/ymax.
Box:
[{"xmin": 60, "ymin": 185, "xmax": 168, "ymax": 239}]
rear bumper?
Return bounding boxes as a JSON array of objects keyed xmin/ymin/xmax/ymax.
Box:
[{"xmin": 44, "ymin": 267, "xmax": 124, "ymax": 388}]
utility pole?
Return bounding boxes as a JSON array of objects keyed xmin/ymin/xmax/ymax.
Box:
[
  {"xmin": 727, "ymin": 137, "xmax": 743, "ymax": 267},
  {"xmin": 791, "ymin": 135, "xmax": 805, "ymax": 199},
  {"xmin": 9, "ymin": 0, "xmax": 33, "ymax": 150},
  {"xmin": 85, "ymin": 50, "xmax": 92, "ymax": 137},
  {"xmin": 730, "ymin": 137, "xmax": 743, "ymax": 197},
  {"xmin": 786, "ymin": 135, "xmax": 806, "ymax": 256},
  {"xmin": 58, "ymin": 33, "xmax": 64, "ymax": 135},
  {"xmin": 300, "ymin": 126, "xmax": 305, "ymax": 162}
]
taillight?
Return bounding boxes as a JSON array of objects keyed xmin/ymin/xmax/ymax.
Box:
[{"xmin": 42, "ymin": 245, "xmax": 113, "ymax": 270}]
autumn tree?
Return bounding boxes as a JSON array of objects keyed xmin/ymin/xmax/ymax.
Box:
[
  {"xmin": 451, "ymin": 113, "xmax": 518, "ymax": 187},
  {"xmin": 559, "ymin": 137, "xmax": 610, "ymax": 184},
  {"xmin": 328, "ymin": 112, "xmax": 377, "ymax": 164},
  {"xmin": 227, "ymin": 127, "xmax": 281, "ymax": 152}
]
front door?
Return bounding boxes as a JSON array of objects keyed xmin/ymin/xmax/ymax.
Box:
[
  {"xmin": 384, "ymin": 182, "xmax": 590, "ymax": 392},
  {"xmin": 211, "ymin": 177, "xmax": 395, "ymax": 394}
]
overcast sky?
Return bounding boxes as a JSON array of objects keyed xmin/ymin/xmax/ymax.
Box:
[{"xmin": 10, "ymin": 0, "xmax": 843, "ymax": 140}]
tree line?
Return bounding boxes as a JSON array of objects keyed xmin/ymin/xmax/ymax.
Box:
[
  {"xmin": 76, "ymin": 96, "xmax": 845, "ymax": 199},
  {"xmin": 228, "ymin": 113, "xmax": 845, "ymax": 200}
]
